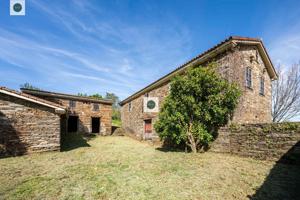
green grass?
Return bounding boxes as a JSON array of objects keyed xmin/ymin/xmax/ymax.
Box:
[
  {"xmin": 0, "ymin": 136, "xmax": 299, "ymax": 200},
  {"xmin": 112, "ymin": 119, "xmax": 122, "ymax": 127}
]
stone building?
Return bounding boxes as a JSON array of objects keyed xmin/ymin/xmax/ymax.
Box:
[
  {"xmin": 120, "ymin": 36, "xmax": 278, "ymax": 140},
  {"xmin": 0, "ymin": 87, "xmax": 65, "ymax": 156},
  {"xmin": 21, "ymin": 88, "xmax": 113, "ymax": 135},
  {"xmin": 0, "ymin": 86, "xmax": 113, "ymax": 156}
]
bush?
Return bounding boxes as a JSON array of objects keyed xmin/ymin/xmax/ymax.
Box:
[{"xmin": 154, "ymin": 63, "xmax": 241, "ymax": 153}]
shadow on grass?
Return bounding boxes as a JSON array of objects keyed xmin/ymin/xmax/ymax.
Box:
[
  {"xmin": 155, "ymin": 138, "xmax": 187, "ymax": 153},
  {"xmin": 250, "ymin": 141, "xmax": 300, "ymax": 199},
  {"xmin": 61, "ymin": 133, "xmax": 94, "ymax": 151},
  {"xmin": 155, "ymin": 147, "xmax": 187, "ymax": 153}
]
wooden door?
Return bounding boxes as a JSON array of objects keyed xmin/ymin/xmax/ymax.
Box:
[{"xmin": 144, "ymin": 119, "xmax": 152, "ymax": 133}]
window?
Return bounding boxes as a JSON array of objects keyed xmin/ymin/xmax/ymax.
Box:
[
  {"xmin": 144, "ymin": 93, "xmax": 149, "ymax": 97},
  {"xmin": 93, "ymin": 103, "xmax": 99, "ymax": 111},
  {"xmin": 260, "ymin": 77, "xmax": 265, "ymax": 95},
  {"xmin": 128, "ymin": 102, "xmax": 132, "ymax": 112},
  {"xmin": 69, "ymin": 100, "xmax": 76, "ymax": 108},
  {"xmin": 245, "ymin": 67, "xmax": 252, "ymax": 88}
]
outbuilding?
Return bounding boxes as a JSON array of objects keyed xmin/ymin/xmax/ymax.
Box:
[
  {"xmin": 0, "ymin": 87, "xmax": 65, "ymax": 156},
  {"xmin": 21, "ymin": 88, "xmax": 113, "ymax": 136}
]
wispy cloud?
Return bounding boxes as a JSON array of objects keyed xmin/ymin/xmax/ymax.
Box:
[
  {"xmin": 264, "ymin": 13, "xmax": 300, "ymax": 68},
  {"xmin": 268, "ymin": 34, "xmax": 300, "ymax": 68},
  {"xmin": 1, "ymin": 1, "xmax": 192, "ymax": 99}
]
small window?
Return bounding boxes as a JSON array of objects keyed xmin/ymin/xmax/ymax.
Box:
[
  {"xmin": 144, "ymin": 93, "xmax": 149, "ymax": 97},
  {"xmin": 128, "ymin": 102, "xmax": 132, "ymax": 112},
  {"xmin": 245, "ymin": 67, "xmax": 252, "ymax": 88},
  {"xmin": 93, "ymin": 103, "xmax": 99, "ymax": 111},
  {"xmin": 260, "ymin": 77, "xmax": 265, "ymax": 95},
  {"xmin": 69, "ymin": 100, "xmax": 76, "ymax": 108}
]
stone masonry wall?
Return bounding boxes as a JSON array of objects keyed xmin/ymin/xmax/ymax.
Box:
[
  {"xmin": 121, "ymin": 82, "xmax": 169, "ymax": 139},
  {"xmin": 121, "ymin": 45, "xmax": 273, "ymax": 139},
  {"xmin": 0, "ymin": 94, "xmax": 61, "ymax": 156},
  {"xmin": 40, "ymin": 97, "xmax": 112, "ymax": 135},
  {"xmin": 224, "ymin": 45, "xmax": 272, "ymax": 123},
  {"xmin": 211, "ymin": 123, "xmax": 300, "ymax": 162}
]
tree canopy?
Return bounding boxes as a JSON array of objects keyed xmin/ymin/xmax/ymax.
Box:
[
  {"xmin": 105, "ymin": 93, "xmax": 121, "ymax": 123},
  {"xmin": 154, "ymin": 63, "xmax": 241, "ymax": 153},
  {"xmin": 20, "ymin": 83, "xmax": 41, "ymax": 90},
  {"xmin": 77, "ymin": 93, "xmax": 103, "ymax": 100}
]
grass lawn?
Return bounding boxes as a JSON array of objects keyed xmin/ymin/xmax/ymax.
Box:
[
  {"xmin": 112, "ymin": 119, "xmax": 122, "ymax": 127},
  {"xmin": 0, "ymin": 136, "xmax": 299, "ymax": 200}
]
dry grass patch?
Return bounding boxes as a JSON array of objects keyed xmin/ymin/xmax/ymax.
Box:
[{"xmin": 0, "ymin": 136, "xmax": 299, "ymax": 199}]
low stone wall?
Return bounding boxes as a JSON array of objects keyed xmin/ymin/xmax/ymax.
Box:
[
  {"xmin": 211, "ymin": 123, "xmax": 300, "ymax": 163},
  {"xmin": 0, "ymin": 94, "xmax": 61, "ymax": 157}
]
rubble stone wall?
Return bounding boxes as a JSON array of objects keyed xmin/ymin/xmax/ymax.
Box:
[
  {"xmin": 211, "ymin": 123, "xmax": 300, "ymax": 162},
  {"xmin": 0, "ymin": 94, "xmax": 61, "ymax": 156}
]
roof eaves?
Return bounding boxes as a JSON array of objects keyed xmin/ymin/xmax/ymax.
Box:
[
  {"xmin": 21, "ymin": 88, "xmax": 114, "ymax": 105},
  {"xmin": 0, "ymin": 87, "xmax": 66, "ymax": 114},
  {"xmin": 119, "ymin": 37, "xmax": 235, "ymax": 105},
  {"xmin": 119, "ymin": 36, "xmax": 277, "ymax": 105}
]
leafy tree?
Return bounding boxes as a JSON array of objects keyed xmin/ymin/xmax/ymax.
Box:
[
  {"xmin": 77, "ymin": 93, "xmax": 103, "ymax": 100},
  {"xmin": 89, "ymin": 93, "xmax": 103, "ymax": 100},
  {"xmin": 105, "ymin": 93, "xmax": 120, "ymax": 109},
  {"xmin": 20, "ymin": 82, "xmax": 40, "ymax": 90},
  {"xmin": 77, "ymin": 93, "xmax": 88, "ymax": 97},
  {"xmin": 105, "ymin": 93, "xmax": 121, "ymax": 123},
  {"xmin": 154, "ymin": 63, "xmax": 241, "ymax": 153}
]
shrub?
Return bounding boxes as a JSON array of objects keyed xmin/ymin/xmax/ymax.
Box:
[{"xmin": 155, "ymin": 63, "xmax": 241, "ymax": 153}]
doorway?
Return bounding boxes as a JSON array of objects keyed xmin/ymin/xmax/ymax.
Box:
[
  {"xmin": 68, "ymin": 116, "xmax": 78, "ymax": 132},
  {"xmin": 144, "ymin": 119, "xmax": 152, "ymax": 139},
  {"xmin": 91, "ymin": 117, "xmax": 100, "ymax": 133}
]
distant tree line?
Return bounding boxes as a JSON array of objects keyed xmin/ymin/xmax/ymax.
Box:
[{"xmin": 20, "ymin": 83, "xmax": 41, "ymax": 90}]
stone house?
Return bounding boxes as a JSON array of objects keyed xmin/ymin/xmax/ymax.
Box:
[
  {"xmin": 120, "ymin": 36, "xmax": 278, "ymax": 140},
  {"xmin": 0, "ymin": 87, "xmax": 65, "ymax": 156},
  {"xmin": 21, "ymin": 88, "xmax": 113, "ymax": 136}
]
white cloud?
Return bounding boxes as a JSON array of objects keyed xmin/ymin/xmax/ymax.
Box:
[
  {"xmin": 265, "ymin": 18, "xmax": 300, "ymax": 68},
  {"xmin": 1, "ymin": 1, "xmax": 192, "ymax": 99}
]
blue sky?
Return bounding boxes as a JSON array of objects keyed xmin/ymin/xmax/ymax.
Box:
[{"xmin": 0, "ymin": 0, "xmax": 300, "ymax": 100}]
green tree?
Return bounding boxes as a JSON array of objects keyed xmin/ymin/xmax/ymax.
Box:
[
  {"xmin": 154, "ymin": 63, "xmax": 241, "ymax": 153},
  {"xmin": 89, "ymin": 93, "xmax": 103, "ymax": 100},
  {"xmin": 105, "ymin": 93, "xmax": 121, "ymax": 124},
  {"xmin": 77, "ymin": 93, "xmax": 103, "ymax": 100},
  {"xmin": 20, "ymin": 82, "xmax": 40, "ymax": 90},
  {"xmin": 105, "ymin": 92, "xmax": 120, "ymax": 109},
  {"xmin": 77, "ymin": 93, "xmax": 88, "ymax": 97}
]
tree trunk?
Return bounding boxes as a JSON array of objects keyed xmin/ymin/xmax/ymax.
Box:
[
  {"xmin": 187, "ymin": 121, "xmax": 197, "ymax": 153},
  {"xmin": 189, "ymin": 138, "xmax": 197, "ymax": 153}
]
